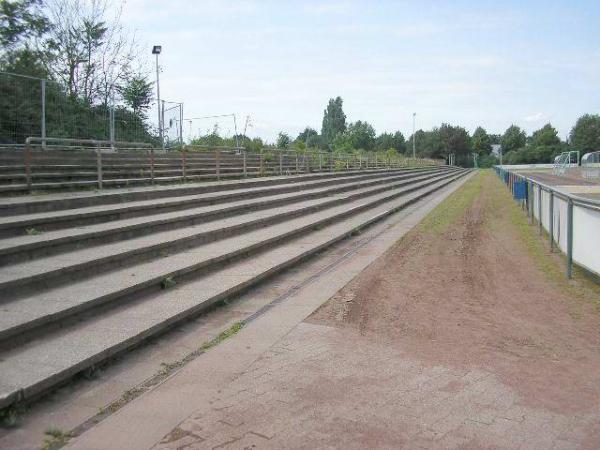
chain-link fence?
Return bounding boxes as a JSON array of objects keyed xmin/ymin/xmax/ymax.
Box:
[{"xmin": 0, "ymin": 71, "xmax": 158, "ymax": 146}]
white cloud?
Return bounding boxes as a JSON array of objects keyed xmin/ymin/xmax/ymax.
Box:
[{"xmin": 524, "ymin": 112, "xmax": 545, "ymax": 122}]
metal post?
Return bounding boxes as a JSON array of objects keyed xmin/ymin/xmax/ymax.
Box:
[
  {"xmin": 318, "ymin": 153, "xmax": 322, "ymax": 172},
  {"xmin": 161, "ymin": 100, "xmax": 166, "ymax": 151},
  {"xmin": 243, "ymin": 151, "xmax": 247, "ymax": 177},
  {"xmin": 375, "ymin": 153, "xmax": 378, "ymax": 168},
  {"xmin": 181, "ymin": 148, "xmax": 187, "ymax": 182},
  {"xmin": 260, "ymin": 151, "xmax": 264, "ymax": 175},
  {"xmin": 295, "ymin": 154, "xmax": 299, "ymax": 174},
  {"xmin": 549, "ymin": 191, "xmax": 554, "ymax": 252},
  {"xmin": 179, "ymin": 103, "xmax": 184, "ymax": 149},
  {"xmin": 109, "ymin": 93, "xmax": 115, "ymax": 151},
  {"xmin": 279, "ymin": 152, "xmax": 283, "ymax": 175},
  {"xmin": 150, "ymin": 148, "xmax": 155, "ymax": 184},
  {"xmin": 538, "ymin": 186, "xmax": 543, "ymax": 235},
  {"xmin": 566, "ymin": 199, "xmax": 574, "ymax": 279},
  {"xmin": 96, "ymin": 143, "xmax": 103, "ymax": 189},
  {"xmin": 412, "ymin": 112, "xmax": 416, "ymax": 158},
  {"xmin": 155, "ymin": 52, "xmax": 163, "ymax": 151},
  {"xmin": 233, "ymin": 114, "xmax": 239, "ymax": 151},
  {"xmin": 329, "ymin": 153, "xmax": 333, "ymax": 172},
  {"xmin": 24, "ymin": 144, "xmax": 32, "ymax": 192},
  {"xmin": 41, "ymin": 79, "xmax": 46, "ymax": 150},
  {"xmin": 216, "ymin": 149, "xmax": 221, "ymax": 180}
]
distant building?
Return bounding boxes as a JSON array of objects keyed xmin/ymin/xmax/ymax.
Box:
[{"xmin": 491, "ymin": 144, "xmax": 502, "ymax": 156}]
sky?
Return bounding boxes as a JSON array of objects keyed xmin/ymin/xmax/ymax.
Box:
[{"xmin": 120, "ymin": 0, "xmax": 600, "ymax": 143}]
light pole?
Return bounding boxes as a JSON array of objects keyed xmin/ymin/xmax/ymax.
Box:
[
  {"xmin": 412, "ymin": 112, "xmax": 416, "ymax": 159},
  {"xmin": 152, "ymin": 45, "xmax": 163, "ymax": 150}
]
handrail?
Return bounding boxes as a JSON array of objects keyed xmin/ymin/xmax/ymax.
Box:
[{"xmin": 25, "ymin": 137, "xmax": 152, "ymax": 149}]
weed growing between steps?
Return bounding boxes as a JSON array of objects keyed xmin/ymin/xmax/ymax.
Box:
[
  {"xmin": 41, "ymin": 428, "xmax": 71, "ymax": 450},
  {"xmin": 25, "ymin": 227, "xmax": 42, "ymax": 236},
  {"xmin": 37, "ymin": 321, "xmax": 247, "ymax": 448}
]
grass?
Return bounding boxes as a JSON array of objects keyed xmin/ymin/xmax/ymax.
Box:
[
  {"xmin": 25, "ymin": 227, "xmax": 42, "ymax": 236},
  {"xmin": 41, "ymin": 427, "xmax": 71, "ymax": 450},
  {"xmin": 413, "ymin": 169, "xmax": 484, "ymax": 235},
  {"xmin": 161, "ymin": 275, "xmax": 176, "ymax": 289}
]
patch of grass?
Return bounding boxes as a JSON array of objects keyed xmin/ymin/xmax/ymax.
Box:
[
  {"xmin": 415, "ymin": 170, "xmax": 484, "ymax": 235},
  {"xmin": 200, "ymin": 321, "xmax": 244, "ymax": 351},
  {"xmin": 41, "ymin": 427, "xmax": 72, "ymax": 450},
  {"xmin": 161, "ymin": 275, "xmax": 176, "ymax": 289},
  {"xmin": 25, "ymin": 227, "xmax": 42, "ymax": 236}
]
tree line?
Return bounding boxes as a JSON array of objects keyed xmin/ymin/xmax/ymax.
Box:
[{"xmin": 273, "ymin": 97, "xmax": 600, "ymax": 167}]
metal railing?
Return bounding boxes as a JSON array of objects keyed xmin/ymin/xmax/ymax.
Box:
[
  {"xmin": 496, "ymin": 165, "xmax": 600, "ymax": 279},
  {"xmin": 3, "ymin": 138, "xmax": 445, "ymax": 193}
]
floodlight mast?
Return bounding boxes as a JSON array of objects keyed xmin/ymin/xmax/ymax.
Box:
[
  {"xmin": 412, "ymin": 112, "xmax": 416, "ymax": 159},
  {"xmin": 152, "ymin": 45, "xmax": 164, "ymax": 150}
]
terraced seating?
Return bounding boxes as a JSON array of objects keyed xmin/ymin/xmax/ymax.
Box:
[{"xmin": 0, "ymin": 166, "xmax": 469, "ymax": 409}]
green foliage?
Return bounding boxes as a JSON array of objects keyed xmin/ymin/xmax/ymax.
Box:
[
  {"xmin": 321, "ymin": 96, "xmax": 346, "ymax": 145},
  {"xmin": 479, "ymin": 153, "xmax": 499, "ymax": 168},
  {"xmin": 0, "ymin": 0, "xmax": 48, "ymax": 49},
  {"xmin": 529, "ymin": 123, "xmax": 560, "ymax": 147},
  {"xmin": 277, "ymin": 131, "xmax": 291, "ymax": 149},
  {"xmin": 570, "ymin": 114, "xmax": 600, "ymax": 153},
  {"xmin": 120, "ymin": 75, "xmax": 153, "ymax": 114},
  {"xmin": 501, "ymin": 125, "xmax": 526, "ymax": 153},
  {"xmin": 471, "ymin": 126, "xmax": 492, "ymax": 155},
  {"xmin": 375, "ymin": 131, "xmax": 406, "ymax": 152}
]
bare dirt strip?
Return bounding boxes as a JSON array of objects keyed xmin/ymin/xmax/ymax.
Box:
[{"xmin": 154, "ymin": 171, "xmax": 600, "ymax": 450}]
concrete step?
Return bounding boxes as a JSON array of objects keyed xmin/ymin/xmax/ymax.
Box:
[
  {"xmin": 0, "ymin": 170, "xmax": 448, "ymax": 289},
  {"xmin": 0, "ymin": 169, "xmax": 463, "ymax": 347},
  {"xmin": 0, "ymin": 168, "xmax": 416, "ymax": 215},
  {"xmin": 0, "ymin": 169, "xmax": 428, "ymax": 237},
  {"xmin": 0, "ymin": 168, "xmax": 468, "ymax": 409},
  {"xmin": 0, "ymin": 169, "xmax": 444, "ymax": 262}
]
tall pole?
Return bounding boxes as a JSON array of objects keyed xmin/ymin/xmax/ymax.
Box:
[
  {"xmin": 155, "ymin": 52, "xmax": 163, "ymax": 150},
  {"xmin": 412, "ymin": 112, "xmax": 416, "ymax": 159},
  {"xmin": 41, "ymin": 79, "xmax": 46, "ymax": 150}
]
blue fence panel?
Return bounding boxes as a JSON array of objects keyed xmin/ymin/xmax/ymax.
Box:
[{"xmin": 513, "ymin": 180, "xmax": 528, "ymax": 200}]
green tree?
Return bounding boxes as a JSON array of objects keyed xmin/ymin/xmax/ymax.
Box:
[
  {"xmin": 277, "ymin": 131, "xmax": 291, "ymax": 149},
  {"xmin": 471, "ymin": 126, "xmax": 492, "ymax": 155},
  {"xmin": 321, "ymin": 96, "xmax": 346, "ymax": 145},
  {"xmin": 439, "ymin": 123, "xmax": 471, "ymax": 164},
  {"xmin": 570, "ymin": 114, "xmax": 600, "ymax": 153},
  {"xmin": 376, "ymin": 131, "xmax": 406, "ymax": 152},
  {"xmin": 0, "ymin": 0, "xmax": 48, "ymax": 50},
  {"xmin": 501, "ymin": 125, "xmax": 526, "ymax": 153},
  {"xmin": 120, "ymin": 74, "xmax": 153, "ymax": 115},
  {"xmin": 296, "ymin": 127, "xmax": 320, "ymax": 147},
  {"xmin": 345, "ymin": 120, "xmax": 376, "ymax": 151},
  {"xmin": 529, "ymin": 123, "xmax": 560, "ymax": 147}
]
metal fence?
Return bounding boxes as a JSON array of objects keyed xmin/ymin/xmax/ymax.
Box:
[
  {"xmin": 496, "ymin": 166, "xmax": 600, "ymax": 279},
  {"xmin": 0, "ymin": 139, "xmax": 444, "ymax": 194},
  {"xmin": 0, "ymin": 71, "xmax": 157, "ymax": 146}
]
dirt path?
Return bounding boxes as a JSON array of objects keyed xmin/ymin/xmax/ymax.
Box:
[{"xmin": 153, "ymin": 171, "xmax": 600, "ymax": 449}]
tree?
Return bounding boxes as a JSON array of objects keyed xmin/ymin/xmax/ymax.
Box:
[
  {"xmin": 321, "ymin": 96, "xmax": 346, "ymax": 145},
  {"xmin": 501, "ymin": 125, "xmax": 526, "ymax": 153},
  {"xmin": 345, "ymin": 120, "xmax": 376, "ymax": 151},
  {"xmin": 471, "ymin": 126, "xmax": 492, "ymax": 155},
  {"xmin": 0, "ymin": 0, "xmax": 48, "ymax": 50},
  {"xmin": 439, "ymin": 123, "xmax": 471, "ymax": 164},
  {"xmin": 277, "ymin": 132, "xmax": 291, "ymax": 149},
  {"xmin": 296, "ymin": 127, "xmax": 319, "ymax": 147},
  {"xmin": 376, "ymin": 131, "xmax": 406, "ymax": 152},
  {"xmin": 529, "ymin": 123, "xmax": 560, "ymax": 147},
  {"xmin": 45, "ymin": 0, "xmax": 140, "ymax": 105},
  {"xmin": 570, "ymin": 114, "xmax": 600, "ymax": 153},
  {"xmin": 120, "ymin": 74, "xmax": 153, "ymax": 115}
]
